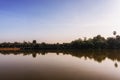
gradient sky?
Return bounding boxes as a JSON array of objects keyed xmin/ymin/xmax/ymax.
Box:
[{"xmin": 0, "ymin": 0, "xmax": 120, "ymax": 43}]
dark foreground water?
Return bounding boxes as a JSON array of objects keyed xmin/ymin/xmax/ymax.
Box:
[{"xmin": 0, "ymin": 50, "xmax": 120, "ymax": 80}]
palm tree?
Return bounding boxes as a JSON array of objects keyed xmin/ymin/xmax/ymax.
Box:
[{"xmin": 113, "ymin": 31, "xmax": 117, "ymax": 36}]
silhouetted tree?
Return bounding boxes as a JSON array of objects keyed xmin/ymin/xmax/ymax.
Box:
[
  {"xmin": 113, "ymin": 31, "xmax": 117, "ymax": 36},
  {"xmin": 33, "ymin": 40, "xmax": 37, "ymax": 44},
  {"xmin": 93, "ymin": 35, "xmax": 106, "ymax": 49}
]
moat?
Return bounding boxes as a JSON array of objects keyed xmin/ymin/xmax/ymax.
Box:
[{"xmin": 0, "ymin": 50, "xmax": 120, "ymax": 80}]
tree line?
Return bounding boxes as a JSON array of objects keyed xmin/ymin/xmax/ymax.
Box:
[{"xmin": 0, "ymin": 31, "xmax": 120, "ymax": 50}]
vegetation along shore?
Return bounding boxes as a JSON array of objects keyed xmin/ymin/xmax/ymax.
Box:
[{"xmin": 0, "ymin": 31, "xmax": 120, "ymax": 50}]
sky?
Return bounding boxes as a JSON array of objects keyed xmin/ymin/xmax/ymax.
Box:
[{"xmin": 0, "ymin": 0, "xmax": 120, "ymax": 43}]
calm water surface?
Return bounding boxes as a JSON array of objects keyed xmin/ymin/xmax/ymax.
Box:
[{"xmin": 0, "ymin": 50, "xmax": 120, "ymax": 80}]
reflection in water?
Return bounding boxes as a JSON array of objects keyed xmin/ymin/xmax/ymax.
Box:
[
  {"xmin": 32, "ymin": 53, "xmax": 37, "ymax": 58},
  {"xmin": 0, "ymin": 50, "xmax": 120, "ymax": 80},
  {"xmin": 0, "ymin": 50, "xmax": 120, "ymax": 67},
  {"xmin": 1, "ymin": 50, "xmax": 120, "ymax": 62},
  {"xmin": 115, "ymin": 62, "xmax": 118, "ymax": 68}
]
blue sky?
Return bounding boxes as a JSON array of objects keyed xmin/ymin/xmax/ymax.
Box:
[{"xmin": 0, "ymin": 0, "xmax": 120, "ymax": 43}]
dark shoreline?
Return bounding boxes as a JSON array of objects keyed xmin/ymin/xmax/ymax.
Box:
[{"xmin": 1, "ymin": 34, "xmax": 120, "ymax": 50}]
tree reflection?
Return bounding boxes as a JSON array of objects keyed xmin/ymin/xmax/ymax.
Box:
[
  {"xmin": 115, "ymin": 62, "xmax": 118, "ymax": 68},
  {"xmin": 32, "ymin": 53, "xmax": 37, "ymax": 58},
  {"xmin": 0, "ymin": 50, "xmax": 120, "ymax": 68}
]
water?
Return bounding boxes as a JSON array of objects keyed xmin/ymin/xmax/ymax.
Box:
[{"xmin": 0, "ymin": 50, "xmax": 120, "ymax": 80}]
